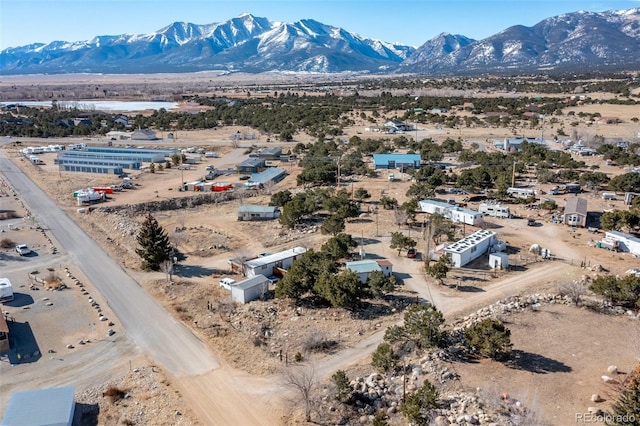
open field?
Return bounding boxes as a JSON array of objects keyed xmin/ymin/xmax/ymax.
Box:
[{"xmin": 1, "ymin": 79, "xmax": 639, "ymax": 425}]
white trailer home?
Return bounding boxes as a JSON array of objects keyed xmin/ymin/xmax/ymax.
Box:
[
  {"xmin": 604, "ymin": 231, "xmax": 640, "ymax": 256},
  {"xmin": 0, "ymin": 278, "xmax": 14, "ymax": 303},
  {"xmin": 507, "ymin": 187, "xmax": 536, "ymax": 199},
  {"xmin": 231, "ymin": 275, "xmax": 269, "ymax": 304},
  {"xmin": 243, "ymin": 247, "xmax": 307, "ymax": 278},
  {"xmin": 237, "ymin": 205, "xmax": 280, "ymax": 221},
  {"xmin": 418, "ymin": 199, "xmax": 483, "ymax": 226},
  {"xmin": 445, "ymin": 229, "xmax": 496, "ymax": 268},
  {"xmin": 478, "ymin": 203, "xmax": 511, "ymax": 218}
]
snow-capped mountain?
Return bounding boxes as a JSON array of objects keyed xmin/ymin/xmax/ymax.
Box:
[
  {"xmin": 0, "ymin": 13, "xmax": 413, "ymax": 74},
  {"xmin": 1, "ymin": 9, "xmax": 639, "ymax": 75},
  {"xmin": 402, "ymin": 8, "xmax": 640, "ymax": 74}
]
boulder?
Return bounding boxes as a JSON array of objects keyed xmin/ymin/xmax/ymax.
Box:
[
  {"xmin": 607, "ymin": 365, "xmax": 618, "ymax": 374},
  {"xmin": 591, "ymin": 394, "xmax": 602, "ymax": 403}
]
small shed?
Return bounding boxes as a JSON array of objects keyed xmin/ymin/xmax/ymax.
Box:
[
  {"xmin": 231, "ymin": 275, "xmax": 269, "ymax": 304},
  {"xmin": 237, "ymin": 205, "xmax": 280, "ymax": 221},
  {"xmin": 489, "ymin": 252, "xmax": 509, "ymax": 269},
  {"xmin": 345, "ymin": 259, "xmax": 393, "ymax": 284},
  {"xmin": 1, "ymin": 386, "xmax": 76, "ymax": 426}
]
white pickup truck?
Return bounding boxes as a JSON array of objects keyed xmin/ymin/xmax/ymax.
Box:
[{"xmin": 15, "ymin": 244, "xmax": 32, "ymax": 256}]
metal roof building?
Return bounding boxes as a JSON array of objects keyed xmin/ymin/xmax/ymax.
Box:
[
  {"xmin": 373, "ymin": 154, "xmax": 421, "ymax": 170},
  {"xmin": 445, "ymin": 229, "xmax": 496, "ymax": 268},
  {"xmin": 419, "ymin": 199, "xmax": 483, "ymax": 226},
  {"xmin": 237, "ymin": 205, "xmax": 280, "ymax": 221},
  {"xmin": 1, "ymin": 386, "xmax": 75, "ymax": 426},
  {"xmin": 249, "ymin": 167, "xmax": 286, "ymax": 186},
  {"xmin": 243, "ymin": 247, "xmax": 307, "ymax": 277},
  {"xmin": 55, "ymin": 156, "xmax": 141, "ymax": 170}
]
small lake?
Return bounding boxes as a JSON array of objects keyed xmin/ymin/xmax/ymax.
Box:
[{"xmin": 1, "ymin": 100, "xmax": 178, "ymax": 112}]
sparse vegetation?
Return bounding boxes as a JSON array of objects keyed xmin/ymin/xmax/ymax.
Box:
[{"xmin": 0, "ymin": 238, "xmax": 15, "ymax": 248}]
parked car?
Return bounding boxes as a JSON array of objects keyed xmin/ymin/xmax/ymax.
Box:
[
  {"xmin": 15, "ymin": 244, "xmax": 31, "ymax": 256},
  {"xmin": 239, "ymin": 175, "xmax": 251, "ymax": 181},
  {"xmin": 407, "ymin": 248, "xmax": 417, "ymax": 258},
  {"xmin": 527, "ymin": 217, "xmax": 536, "ymax": 226},
  {"xmin": 267, "ymin": 276, "xmax": 279, "ymax": 284}
]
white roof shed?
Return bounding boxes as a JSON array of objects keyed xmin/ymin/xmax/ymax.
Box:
[{"xmin": 231, "ymin": 275, "xmax": 269, "ymax": 304}]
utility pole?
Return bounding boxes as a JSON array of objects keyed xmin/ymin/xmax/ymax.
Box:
[{"xmin": 424, "ymin": 220, "xmax": 432, "ymax": 268}]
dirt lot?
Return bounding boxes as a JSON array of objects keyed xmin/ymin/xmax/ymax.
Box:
[{"xmin": 1, "ymin": 91, "xmax": 639, "ymax": 425}]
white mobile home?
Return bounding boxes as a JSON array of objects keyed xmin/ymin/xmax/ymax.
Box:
[
  {"xmin": 243, "ymin": 247, "xmax": 307, "ymax": 278},
  {"xmin": 419, "ymin": 199, "xmax": 483, "ymax": 226},
  {"xmin": 237, "ymin": 205, "xmax": 280, "ymax": 221},
  {"xmin": 478, "ymin": 203, "xmax": 511, "ymax": 218},
  {"xmin": 507, "ymin": 187, "xmax": 536, "ymax": 199},
  {"xmin": 445, "ymin": 229, "xmax": 496, "ymax": 268},
  {"xmin": 0, "ymin": 278, "xmax": 14, "ymax": 303},
  {"xmin": 604, "ymin": 231, "xmax": 640, "ymax": 256},
  {"xmin": 231, "ymin": 275, "xmax": 269, "ymax": 304}
]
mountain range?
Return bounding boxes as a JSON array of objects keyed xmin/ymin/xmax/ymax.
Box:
[{"xmin": 1, "ymin": 9, "xmax": 639, "ymax": 75}]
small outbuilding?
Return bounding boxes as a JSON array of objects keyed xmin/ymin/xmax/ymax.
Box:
[
  {"xmin": 345, "ymin": 259, "xmax": 394, "ymax": 284},
  {"xmin": 231, "ymin": 275, "xmax": 269, "ymax": 304},
  {"xmin": 1, "ymin": 386, "xmax": 76, "ymax": 426},
  {"xmin": 489, "ymin": 252, "xmax": 509, "ymax": 269}
]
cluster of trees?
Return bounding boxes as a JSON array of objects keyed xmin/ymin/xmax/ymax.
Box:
[
  {"xmin": 589, "ymin": 274, "xmax": 640, "ymax": 309},
  {"xmin": 600, "ymin": 209, "xmax": 640, "ymax": 233},
  {"xmin": 608, "ymin": 172, "xmax": 640, "ymax": 193},
  {"xmin": 0, "ymin": 106, "xmax": 116, "ymax": 138},
  {"xmin": 597, "ymin": 143, "xmax": 640, "ymax": 166},
  {"xmin": 273, "ymin": 188, "xmax": 361, "ymax": 230},
  {"xmin": 4, "ymin": 73, "xmax": 639, "ymax": 140},
  {"xmin": 365, "ymin": 304, "xmax": 513, "ymax": 424},
  {"xmin": 274, "ymin": 233, "xmax": 396, "ymax": 309}
]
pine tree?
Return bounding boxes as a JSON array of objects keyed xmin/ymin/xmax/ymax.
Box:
[
  {"xmin": 135, "ymin": 213, "xmax": 172, "ymax": 271},
  {"xmin": 609, "ymin": 363, "xmax": 640, "ymax": 425}
]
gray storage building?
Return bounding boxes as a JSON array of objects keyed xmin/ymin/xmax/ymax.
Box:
[
  {"xmin": 231, "ymin": 275, "xmax": 269, "ymax": 304},
  {"xmin": 1, "ymin": 386, "xmax": 76, "ymax": 426}
]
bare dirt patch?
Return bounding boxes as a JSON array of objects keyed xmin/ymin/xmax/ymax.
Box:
[{"xmin": 451, "ymin": 303, "xmax": 640, "ymax": 425}]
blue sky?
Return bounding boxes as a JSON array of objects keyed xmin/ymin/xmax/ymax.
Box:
[{"xmin": 1, "ymin": 0, "xmax": 639, "ymax": 50}]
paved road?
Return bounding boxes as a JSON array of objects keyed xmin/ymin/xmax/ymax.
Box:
[{"xmin": 0, "ymin": 145, "xmax": 217, "ymax": 376}]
